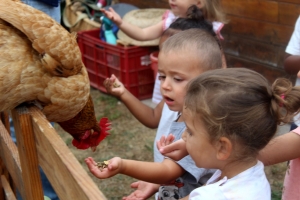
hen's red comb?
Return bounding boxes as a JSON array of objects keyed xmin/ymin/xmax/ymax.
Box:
[{"xmin": 96, "ymin": 117, "xmax": 111, "ymax": 144}]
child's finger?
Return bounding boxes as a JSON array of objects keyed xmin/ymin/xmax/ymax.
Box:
[
  {"xmin": 103, "ymin": 78, "xmax": 110, "ymax": 87},
  {"xmin": 108, "ymin": 7, "xmax": 116, "ymax": 14},
  {"xmin": 85, "ymin": 157, "xmax": 96, "ymax": 166},
  {"xmin": 100, "ymin": 8, "xmax": 109, "ymax": 16},
  {"xmin": 165, "ymin": 134, "xmax": 175, "ymax": 145},
  {"xmin": 130, "ymin": 181, "xmax": 140, "ymax": 189},
  {"xmin": 160, "ymin": 135, "xmax": 166, "ymax": 144},
  {"xmin": 156, "ymin": 135, "xmax": 166, "ymax": 149},
  {"xmin": 158, "ymin": 141, "xmax": 177, "ymax": 154},
  {"xmin": 111, "ymin": 74, "xmax": 119, "ymax": 83}
]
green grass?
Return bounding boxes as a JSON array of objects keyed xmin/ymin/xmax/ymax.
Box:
[{"xmin": 272, "ymin": 189, "xmax": 282, "ymax": 200}]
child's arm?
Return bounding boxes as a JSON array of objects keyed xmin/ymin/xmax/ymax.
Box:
[
  {"xmin": 157, "ymin": 135, "xmax": 189, "ymax": 161},
  {"xmin": 258, "ymin": 128, "xmax": 300, "ymax": 166},
  {"xmin": 85, "ymin": 156, "xmax": 185, "ymax": 184},
  {"xmin": 104, "ymin": 74, "xmax": 163, "ymax": 128},
  {"xmin": 180, "ymin": 195, "xmax": 189, "ymax": 200},
  {"xmin": 284, "ymin": 54, "xmax": 300, "ymax": 75},
  {"xmin": 101, "ymin": 7, "xmax": 164, "ymax": 41}
]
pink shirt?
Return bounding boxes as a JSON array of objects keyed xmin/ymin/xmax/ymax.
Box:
[{"xmin": 282, "ymin": 127, "xmax": 300, "ymax": 199}]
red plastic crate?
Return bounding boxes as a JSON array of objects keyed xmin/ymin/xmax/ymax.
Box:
[{"xmin": 77, "ymin": 29, "xmax": 155, "ymax": 100}]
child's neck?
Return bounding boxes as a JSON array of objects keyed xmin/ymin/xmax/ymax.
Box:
[{"xmin": 219, "ymin": 158, "xmax": 258, "ymax": 180}]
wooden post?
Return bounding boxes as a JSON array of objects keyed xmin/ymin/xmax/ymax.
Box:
[{"xmin": 11, "ymin": 106, "xmax": 44, "ymax": 200}]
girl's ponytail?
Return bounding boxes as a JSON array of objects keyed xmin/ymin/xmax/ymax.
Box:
[{"xmin": 272, "ymin": 78, "xmax": 300, "ymax": 124}]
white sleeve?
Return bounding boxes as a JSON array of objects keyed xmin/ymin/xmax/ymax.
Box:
[{"xmin": 286, "ymin": 16, "xmax": 300, "ymax": 55}]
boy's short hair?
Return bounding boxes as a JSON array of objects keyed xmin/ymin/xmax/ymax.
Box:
[{"xmin": 160, "ymin": 29, "xmax": 223, "ymax": 71}]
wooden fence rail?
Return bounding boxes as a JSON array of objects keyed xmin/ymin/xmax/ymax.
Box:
[{"xmin": 0, "ymin": 104, "xmax": 107, "ymax": 200}]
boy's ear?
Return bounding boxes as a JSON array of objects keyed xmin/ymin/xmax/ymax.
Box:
[{"xmin": 215, "ymin": 137, "xmax": 232, "ymax": 161}]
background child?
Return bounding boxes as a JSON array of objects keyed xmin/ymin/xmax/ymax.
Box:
[
  {"xmin": 96, "ymin": 28, "xmax": 223, "ymax": 199},
  {"xmin": 283, "ymin": 15, "xmax": 300, "ymax": 131},
  {"xmin": 160, "ymin": 67, "xmax": 300, "ymax": 199},
  {"xmin": 101, "ymin": 0, "xmax": 226, "ymax": 104}
]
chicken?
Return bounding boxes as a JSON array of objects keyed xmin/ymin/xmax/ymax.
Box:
[{"xmin": 0, "ymin": 0, "xmax": 110, "ymax": 151}]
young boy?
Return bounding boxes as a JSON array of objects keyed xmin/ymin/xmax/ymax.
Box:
[{"xmin": 86, "ymin": 28, "xmax": 223, "ymax": 199}]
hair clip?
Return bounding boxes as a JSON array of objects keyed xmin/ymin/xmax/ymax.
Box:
[{"xmin": 279, "ymin": 94, "xmax": 285, "ymax": 107}]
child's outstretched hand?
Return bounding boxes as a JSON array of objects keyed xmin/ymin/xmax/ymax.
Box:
[
  {"xmin": 122, "ymin": 181, "xmax": 159, "ymax": 200},
  {"xmin": 103, "ymin": 74, "xmax": 125, "ymax": 97},
  {"xmin": 84, "ymin": 157, "xmax": 122, "ymax": 179},
  {"xmin": 157, "ymin": 135, "xmax": 188, "ymax": 161},
  {"xmin": 100, "ymin": 7, "xmax": 122, "ymax": 26}
]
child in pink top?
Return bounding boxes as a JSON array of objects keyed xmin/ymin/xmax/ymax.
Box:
[
  {"xmin": 282, "ymin": 127, "xmax": 300, "ymax": 199},
  {"xmin": 101, "ymin": 0, "xmax": 227, "ymax": 105}
]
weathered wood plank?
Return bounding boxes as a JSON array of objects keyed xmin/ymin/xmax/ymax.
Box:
[
  {"xmin": 278, "ymin": 0, "xmax": 300, "ymax": 4},
  {"xmin": 222, "ymin": 15, "xmax": 294, "ymax": 45},
  {"xmin": 222, "ymin": 35, "xmax": 285, "ymax": 68},
  {"xmin": 225, "ymin": 54, "xmax": 295, "ymax": 84},
  {"xmin": 221, "ymin": 0, "xmax": 278, "ymax": 23},
  {"xmin": 278, "ymin": 2, "xmax": 300, "ymax": 26},
  {"xmin": 1, "ymin": 175, "xmax": 16, "ymax": 200},
  {"xmin": 11, "ymin": 107, "xmax": 44, "ymax": 200},
  {"xmin": 28, "ymin": 106, "xmax": 107, "ymax": 200}
]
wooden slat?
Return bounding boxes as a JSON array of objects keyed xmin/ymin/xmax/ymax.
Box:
[
  {"xmin": 28, "ymin": 106, "xmax": 107, "ymax": 200},
  {"xmin": 0, "ymin": 122, "xmax": 23, "ymax": 195},
  {"xmin": 225, "ymin": 54, "xmax": 295, "ymax": 83},
  {"xmin": 222, "ymin": 15, "xmax": 294, "ymax": 45},
  {"xmin": 1, "ymin": 175, "xmax": 16, "ymax": 200},
  {"xmin": 0, "ymin": 112, "xmax": 9, "ymax": 134},
  {"xmin": 11, "ymin": 107, "xmax": 44, "ymax": 200},
  {"xmin": 278, "ymin": 3, "xmax": 300, "ymax": 26},
  {"xmin": 221, "ymin": 0, "xmax": 278, "ymax": 23},
  {"xmin": 278, "ymin": 0, "xmax": 300, "ymax": 4},
  {"xmin": 222, "ymin": 35, "xmax": 285, "ymax": 68}
]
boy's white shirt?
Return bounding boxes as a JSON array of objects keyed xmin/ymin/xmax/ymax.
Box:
[
  {"xmin": 154, "ymin": 103, "xmax": 178, "ymax": 162},
  {"xmin": 189, "ymin": 161, "xmax": 270, "ymax": 200},
  {"xmin": 286, "ymin": 15, "xmax": 300, "ymax": 126}
]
